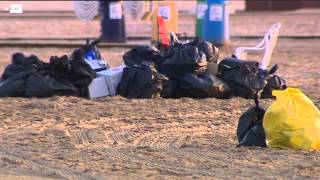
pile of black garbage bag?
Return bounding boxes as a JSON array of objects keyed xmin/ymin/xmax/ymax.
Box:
[
  {"xmin": 118, "ymin": 34, "xmax": 286, "ymax": 100},
  {"xmin": 0, "ymin": 47, "xmax": 96, "ymax": 98},
  {"xmin": 218, "ymin": 58, "xmax": 286, "ymax": 99},
  {"xmin": 118, "ymin": 35, "xmax": 230, "ymax": 99}
]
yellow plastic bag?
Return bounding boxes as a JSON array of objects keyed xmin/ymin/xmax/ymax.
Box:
[{"xmin": 263, "ymin": 87, "xmax": 320, "ymax": 150}]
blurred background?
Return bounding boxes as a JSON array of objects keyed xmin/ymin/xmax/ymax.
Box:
[{"xmin": 0, "ymin": 0, "xmax": 319, "ymax": 39}]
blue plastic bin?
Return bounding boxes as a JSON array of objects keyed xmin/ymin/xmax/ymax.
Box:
[{"xmin": 203, "ymin": 0, "xmax": 230, "ymax": 45}]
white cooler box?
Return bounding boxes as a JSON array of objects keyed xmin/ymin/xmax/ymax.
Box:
[
  {"xmin": 88, "ymin": 77, "xmax": 110, "ymax": 99},
  {"xmin": 88, "ymin": 65, "xmax": 125, "ymax": 99}
]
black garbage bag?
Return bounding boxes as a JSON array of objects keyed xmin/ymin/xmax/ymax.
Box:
[
  {"xmin": 261, "ymin": 74, "xmax": 287, "ymax": 99},
  {"xmin": 0, "ymin": 53, "xmax": 52, "ymax": 97},
  {"xmin": 25, "ymin": 73, "xmax": 79, "ymax": 98},
  {"xmin": 1, "ymin": 53, "xmax": 26, "ymax": 80},
  {"xmin": 162, "ymin": 73, "xmax": 230, "ymax": 99},
  {"xmin": 123, "ymin": 45, "xmax": 162, "ymax": 66},
  {"xmin": 160, "ymin": 80, "xmax": 178, "ymax": 98},
  {"xmin": 0, "ymin": 66, "xmax": 37, "ymax": 97},
  {"xmin": 0, "ymin": 53, "xmax": 44, "ymax": 98},
  {"xmin": 218, "ymin": 58, "xmax": 270, "ymax": 99},
  {"xmin": 0, "ymin": 79, "xmax": 26, "ymax": 97},
  {"xmin": 237, "ymin": 104, "xmax": 266, "ymax": 148},
  {"xmin": 118, "ymin": 62, "xmax": 168, "ymax": 99},
  {"xmin": 69, "ymin": 49, "xmax": 96, "ymax": 98},
  {"xmin": 1, "ymin": 53, "xmax": 46, "ymax": 81},
  {"xmin": 167, "ymin": 33, "xmax": 219, "ymax": 63},
  {"xmin": 158, "ymin": 43, "xmax": 207, "ymax": 79},
  {"xmin": 49, "ymin": 55, "xmax": 72, "ymax": 79},
  {"xmin": 21, "ymin": 54, "xmax": 45, "ymax": 69},
  {"xmin": 2, "ymin": 63, "xmax": 27, "ymax": 81},
  {"xmin": 218, "ymin": 58, "xmax": 259, "ymax": 75},
  {"xmin": 0, "ymin": 44, "xmax": 99, "ymax": 99},
  {"xmin": 11, "ymin": 52, "xmax": 25, "ymax": 65},
  {"xmin": 195, "ymin": 39, "xmax": 219, "ymax": 63},
  {"xmin": 238, "ymin": 124, "xmax": 266, "ymax": 148}
]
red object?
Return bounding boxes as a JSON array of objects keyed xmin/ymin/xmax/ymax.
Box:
[{"xmin": 157, "ymin": 16, "xmax": 169, "ymax": 46}]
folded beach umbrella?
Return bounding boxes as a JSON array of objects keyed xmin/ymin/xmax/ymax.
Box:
[{"xmin": 73, "ymin": 1, "xmax": 99, "ymax": 21}]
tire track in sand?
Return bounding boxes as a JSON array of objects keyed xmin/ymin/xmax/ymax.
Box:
[
  {"xmin": 133, "ymin": 125, "xmax": 212, "ymax": 149},
  {"xmin": 0, "ymin": 149, "xmax": 96, "ymax": 180}
]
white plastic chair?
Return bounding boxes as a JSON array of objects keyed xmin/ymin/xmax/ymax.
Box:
[{"xmin": 234, "ymin": 23, "xmax": 281, "ymax": 70}]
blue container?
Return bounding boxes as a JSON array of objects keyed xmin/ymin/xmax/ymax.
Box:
[{"xmin": 203, "ymin": 0, "xmax": 230, "ymax": 45}]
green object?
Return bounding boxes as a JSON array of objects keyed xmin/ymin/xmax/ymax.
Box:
[{"xmin": 195, "ymin": 0, "xmax": 208, "ymax": 38}]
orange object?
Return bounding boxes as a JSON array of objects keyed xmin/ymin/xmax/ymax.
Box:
[
  {"xmin": 151, "ymin": 1, "xmax": 178, "ymax": 44},
  {"xmin": 157, "ymin": 16, "xmax": 169, "ymax": 46}
]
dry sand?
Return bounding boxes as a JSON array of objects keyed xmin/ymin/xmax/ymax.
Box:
[
  {"xmin": 0, "ymin": 9, "xmax": 320, "ymax": 179},
  {"xmin": 0, "ymin": 38, "xmax": 319, "ymax": 179}
]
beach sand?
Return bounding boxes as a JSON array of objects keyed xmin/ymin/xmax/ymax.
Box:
[
  {"xmin": 0, "ymin": 38, "xmax": 319, "ymax": 179},
  {"xmin": 0, "ymin": 9, "xmax": 320, "ymax": 179}
]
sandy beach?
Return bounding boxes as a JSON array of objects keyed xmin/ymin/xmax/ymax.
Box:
[{"xmin": 0, "ymin": 8, "xmax": 319, "ymax": 179}]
